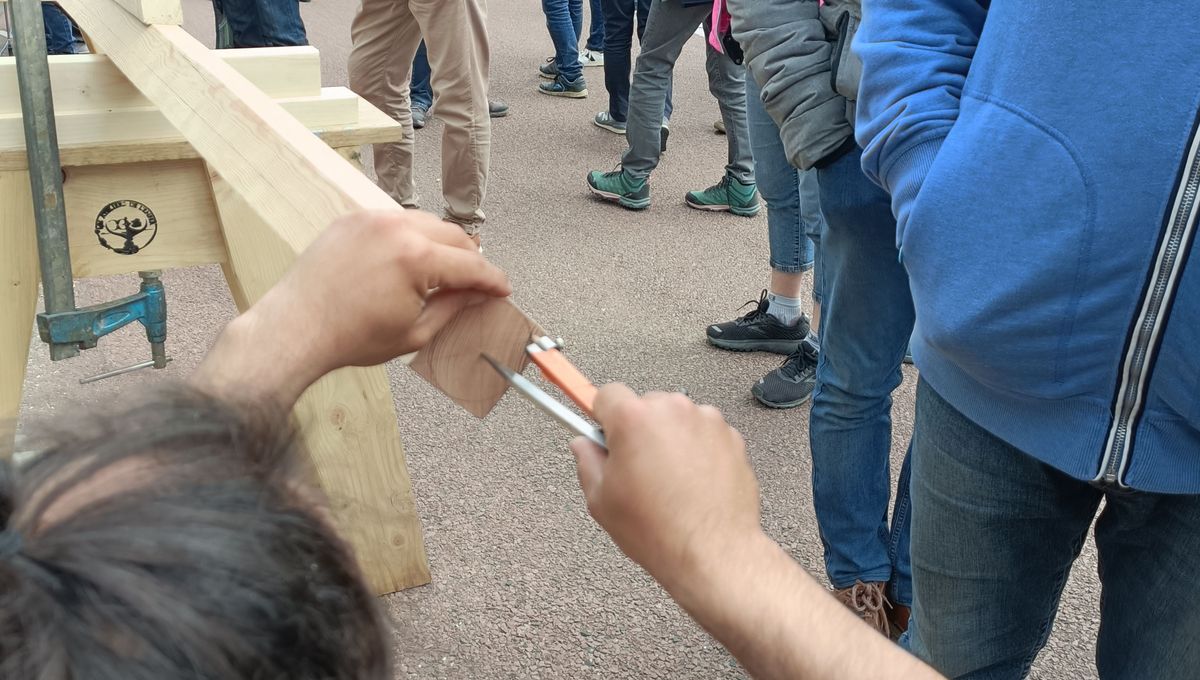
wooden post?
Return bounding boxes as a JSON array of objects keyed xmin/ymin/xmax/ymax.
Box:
[
  {"xmin": 0, "ymin": 171, "xmax": 37, "ymax": 448},
  {"xmin": 210, "ymin": 167, "xmax": 430, "ymax": 593}
]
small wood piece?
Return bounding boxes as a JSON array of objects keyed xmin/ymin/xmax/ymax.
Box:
[
  {"xmin": 410, "ymin": 300, "xmax": 544, "ymax": 418},
  {"xmin": 64, "ymin": 159, "xmax": 226, "ymax": 278},
  {"xmin": 0, "ymin": 171, "xmax": 38, "ymax": 448},
  {"xmin": 111, "ymin": 0, "xmax": 182, "ymax": 25},
  {"xmin": 210, "ymin": 166, "xmax": 431, "ymax": 595}
]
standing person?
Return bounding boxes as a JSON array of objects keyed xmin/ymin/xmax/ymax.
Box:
[
  {"xmin": 410, "ymin": 41, "xmax": 509, "ymax": 130},
  {"xmin": 211, "ymin": 0, "xmax": 307, "ymax": 48},
  {"xmin": 729, "ymin": 0, "xmax": 913, "ymax": 637},
  {"xmin": 586, "ymin": 0, "xmax": 757, "ymax": 215},
  {"xmin": 706, "ymin": 74, "xmax": 824, "ymax": 409},
  {"xmin": 592, "ymin": 0, "xmax": 674, "ymax": 135},
  {"xmin": 856, "ymin": 2, "xmax": 1200, "ymax": 676},
  {"xmin": 348, "ymin": 0, "xmax": 491, "ymax": 244},
  {"xmin": 537, "ymin": 0, "xmax": 596, "ymax": 98}
]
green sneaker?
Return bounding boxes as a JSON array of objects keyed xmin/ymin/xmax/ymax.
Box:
[
  {"xmin": 587, "ymin": 168, "xmax": 650, "ymax": 210},
  {"xmin": 685, "ymin": 174, "xmax": 761, "ymax": 216}
]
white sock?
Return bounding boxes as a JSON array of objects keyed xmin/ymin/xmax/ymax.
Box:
[{"xmin": 766, "ymin": 292, "xmax": 804, "ymax": 326}]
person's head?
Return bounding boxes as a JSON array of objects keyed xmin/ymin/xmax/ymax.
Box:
[{"xmin": 0, "ymin": 386, "xmax": 390, "ymax": 679}]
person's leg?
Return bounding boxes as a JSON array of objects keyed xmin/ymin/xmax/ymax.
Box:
[
  {"xmin": 635, "ymin": 0, "xmax": 672, "ymax": 122},
  {"xmin": 908, "ymin": 378, "xmax": 1102, "ymax": 677},
  {"xmin": 585, "ymin": 0, "xmax": 605, "ymax": 52},
  {"xmin": 413, "ymin": 0, "xmax": 491, "ymax": 231},
  {"xmin": 348, "ymin": 0, "xmax": 423, "ymax": 209},
  {"xmin": 619, "ymin": 0, "xmax": 708, "ymax": 179},
  {"xmin": 806, "ymin": 147, "xmax": 913, "ymax": 629},
  {"xmin": 599, "ymin": 0, "xmax": 634, "ymax": 120},
  {"xmin": 542, "ymin": 0, "xmax": 583, "ymax": 83},
  {"xmin": 410, "ymin": 40, "xmax": 433, "ymax": 113},
  {"xmin": 703, "ymin": 19, "xmax": 752, "ymax": 185},
  {"xmin": 216, "ymin": 0, "xmax": 308, "ymax": 47},
  {"xmin": 41, "ymin": 4, "xmax": 75, "ymax": 55},
  {"xmin": 1093, "ymin": 489, "xmax": 1200, "ymax": 679}
]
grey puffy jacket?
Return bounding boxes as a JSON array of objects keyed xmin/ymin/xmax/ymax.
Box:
[{"xmin": 727, "ymin": 0, "xmax": 862, "ymax": 170}]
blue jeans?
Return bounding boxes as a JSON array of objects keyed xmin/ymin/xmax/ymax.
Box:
[
  {"xmin": 810, "ymin": 146, "xmax": 914, "ymax": 605},
  {"xmin": 543, "ymin": 0, "xmax": 584, "ymax": 82},
  {"xmin": 42, "ymin": 4, "xmax": 77, "ymax": 55},
  {"xmin": 411, "ymin": 41, "xmax": 433, "ymax": 112},
  {"xmin": 600, "ymin": 0, "xmax": 671, "ymax": 123},
  {"xmin": 745, "ymin": 77, "xmax": 822, "ymax": 293},
  {"xmin": 584, "ymin": 0, "xmax": 605, "ymax": 51},
  {"xmin": 212, "ymin": 0, "xmax": 307, "ymax": 47},
  {"xmin": 908, "ymin": 378, "xmax": 1200, "ymax": 679}
]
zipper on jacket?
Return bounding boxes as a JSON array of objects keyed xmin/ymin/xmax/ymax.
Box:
[{"xmin": 1096, "ymin": 111, "xmax": 1200, "ymax": 487}]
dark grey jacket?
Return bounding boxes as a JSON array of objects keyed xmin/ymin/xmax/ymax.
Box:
[{"xmin": 727, "ymin": 0, "xmax": 862, "ymax": 170}]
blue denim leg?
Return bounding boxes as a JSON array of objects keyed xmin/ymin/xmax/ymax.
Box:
[
  {"xmin": 810, "ymin": 146, "xmax": 913, "ymax": 601},
  {"xmin": 586, "ymin": 0, "xmax": 606, "ymax": 51},
  {"xmin": 42, "ymin": 4, "xmax": 75, "ymax": 55},
  {"xmin": 543, "ymin": 0, "xmax": 583, "ymax": 81},
  {"xmin": 410, "ymin": 41, "xmax": 433, "ymax": 112},
  {"xmin": 1092, "ymin": 486, "xmax": 1200, "ymax": 678},
  {"xmin": 744, "ymin": 76, "xmax": 819, "ymax": 275},
  {"xmin": 213, "ymin": 0, "xmax": 307, "ymax": 47},
  {"xmin": 908, "ymin": 378, "xmax": 1100, "ymax": 679},
  {"xmin": 601, "ymin": 0, "xmax": 670, "ymax": 123}
]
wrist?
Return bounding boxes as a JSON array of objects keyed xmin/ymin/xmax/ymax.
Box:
[{"xmin": 660, "ymin": 526, "xmax": 778, "ymax": 611}]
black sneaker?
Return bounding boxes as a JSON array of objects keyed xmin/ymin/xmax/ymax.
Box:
[
  {"xmin": 752, "ymin": 339, "xmax": 819, "ymax": 409},
  {"xmin": 707, "ymin": 290, "xmax": 810, "ymax": 354}
]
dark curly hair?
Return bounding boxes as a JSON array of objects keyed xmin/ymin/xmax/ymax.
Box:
[{"xmin": 0, "ymin": 385, "xmax": 391, "ymax": 680}]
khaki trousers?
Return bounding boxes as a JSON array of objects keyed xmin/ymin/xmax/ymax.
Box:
[{"xmin": 348, "ymin": 0, "xmax": 491, "ymax": 230}]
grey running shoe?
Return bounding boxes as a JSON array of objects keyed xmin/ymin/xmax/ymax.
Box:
[
  {"xmin": 539, "ymin": 74, "xmax": 588, "ymax": 98},
  {"xmin": 539, "ymin": 57, "xmax": 558, "ymax": 79},
  {"xmin": 707, "ymin": 290, "xmax": 809, "ymax": 354},
  {"xmin": 594, "ymin": 111, "xmax": 626, "ymax": 134},
  {"xmin": 412, "ymin": 105, "xmax": 428, "ymax": 129},
  {"xmin": 752, "ymin": 338, "xmax": 819, "ymax": 409}
]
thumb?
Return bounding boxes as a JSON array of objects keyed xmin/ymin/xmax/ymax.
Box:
[{"xmin": 570, "ymin": 436, "xmax": 607, "ymax": 510}]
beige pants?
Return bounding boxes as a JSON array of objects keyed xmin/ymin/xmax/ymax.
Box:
[{"xmin": 348, "ymin": 0, "xmax": 491, "ymax": 230}]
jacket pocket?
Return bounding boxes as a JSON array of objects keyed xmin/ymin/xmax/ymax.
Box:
[
  {"xmin": 829, "ymin": 11, "xmax": 862, "ymax": 101},
  {"xmin": 901, "ymin": 95, "xmax": 1100, "ymax": 399}
]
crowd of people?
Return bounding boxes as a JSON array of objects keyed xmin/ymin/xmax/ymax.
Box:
[{"xmin": 4, "ymin": 1, "xmax": 1198, "ymax": 679}]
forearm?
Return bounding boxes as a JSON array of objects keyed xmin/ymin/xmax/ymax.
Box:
[
  {"xmin": 190, "ymin": 300, "xmax": 329, "ymax": 412},
  {"xmin": 664, "ymin": 531, "xmax": 940, "ymax": 680}
]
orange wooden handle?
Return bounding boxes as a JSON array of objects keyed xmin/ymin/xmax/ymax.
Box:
[{"xmin": 528, "ymin": 349, "xmax": 598, "ymax": 418}]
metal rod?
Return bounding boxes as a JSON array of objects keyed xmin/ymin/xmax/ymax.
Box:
[
  {"xmin": 80, "ymin": 357, "xmax": 173, "ymax": 385},
  {"xmin": 11, "ymin": 0, "xmax": 78, "ymax": 360}
]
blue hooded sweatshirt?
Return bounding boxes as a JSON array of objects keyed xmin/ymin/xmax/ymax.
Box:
[{"xmin": 854, "ymin": 2, "xmax": 1200, "ymax": 493}]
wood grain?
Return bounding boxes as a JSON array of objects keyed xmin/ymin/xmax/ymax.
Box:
[
  {"xmin": 0, "ymin": 171, "xmax": 38, "ymax": 448},
  {"xmin": 410, "ymin": 299, "xmax": 544, "ymax": 418},
  {"xmin": 111, "ymin": 0, "xmax": 182, "ymax": 25}
]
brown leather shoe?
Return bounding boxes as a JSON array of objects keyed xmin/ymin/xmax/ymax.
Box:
[
  {"xmin": 833, "ymin": 581, "xmax": 890, "ymax": 637},
  {"xmin": 887, "ymin": 602, "xmax": 910, "ymax": 640}
]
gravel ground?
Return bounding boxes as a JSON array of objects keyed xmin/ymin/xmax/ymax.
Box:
[{"xmin": 14, "ymin": 1, "xmax": 1101, "ymax": 677}]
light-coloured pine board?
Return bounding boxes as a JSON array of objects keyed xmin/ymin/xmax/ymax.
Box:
[
  {"xmin": 0, "ymin": 99, "xmax": 402, "ymax": 171},
  {"xmin": 0, "ymin": 171, "xmax": 38, "ymax": 448},
  {"xmin": 112, "ymin": 0, "xmax": 182, "ymax": 25},
  {"xmin": 0, "ymin": 87, "xmax": 360, "ymax": 150},
  {"xmin": 64, "ymin": 159, "xmax": 226, "ymax": 278},
  {"xmin": 0, "ymin": 48, "xmax": 322, "ymax": 115},
  {"xmin": 209, "ymin": 166, "xmax": 431, "ymax": 594}
]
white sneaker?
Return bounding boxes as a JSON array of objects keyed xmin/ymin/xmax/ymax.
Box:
[{"xmin": 579, "ymin": 49, "xmax": 604, "ymax": 67}]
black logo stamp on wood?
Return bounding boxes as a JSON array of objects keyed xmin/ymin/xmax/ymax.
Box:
[{"xmin": 95, "ymin": 200, "xmax": 158, "ymax": 255}]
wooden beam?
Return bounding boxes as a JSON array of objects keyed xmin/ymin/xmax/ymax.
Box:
[
  {"xmin": 61, "ymin": 0, "xmax": 536, "ymax": 417},
  {"xmin": 0, "ymin": 48, "xmax": 323, "ymax": 115},
  {"xmin": 211, "ymin": 167, "xmax": 431, "ymax": 594},
  {"xmin": 111, "ymin": 0, "xmax": 182, "ymax": 25},
  {"xmin": 0, "ymin": 99, "xmax": 402, "ymax": 171}
]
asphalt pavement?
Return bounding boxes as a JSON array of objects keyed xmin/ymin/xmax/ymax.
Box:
[{"xmin": 14, "ymin": 1, "xmax": 1101, "ymax": 677}]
